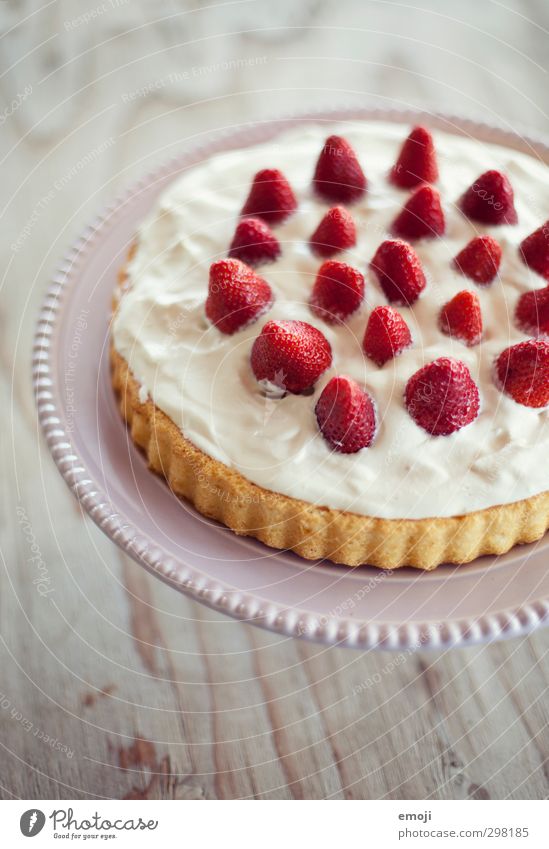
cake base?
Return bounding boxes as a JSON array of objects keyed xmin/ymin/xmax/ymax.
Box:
[{"xmin": 110, "ymin": 346, "xmax": 549, "ymax": 570}]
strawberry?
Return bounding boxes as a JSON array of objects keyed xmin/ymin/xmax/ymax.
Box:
[
  {"xmin": 205, "ymin": 258, "xmax": 273, "ymax": 335},
  {"xmin": 312, "ymin": 135, "xmax": 367, "ymax": 204},
  {"xmin": 309, "ymin": 206, "xmax": 357, "ymax": 258},
  {"xmin": 459, "ymin": 170, "xmax": 518, "ymax": 225},
  {"xmin": 391, "ymin": 184, "xmax": 445, "ymax": 240},
  {"xmin": 370, "ymin": 239, "xmax": 426, "ymax": 306},
  {"xmin": 405, "ymin": 357, "xmax": 480, "ymax": 436},
  {"xmin": 363, "ymin": 306, "xmax": 412, "ymax": 366},
  {"xmin": 250, "ymin": 319, "xmax": 332, "ymax": 394},
  {"xmin": 439, "ymin": 290, "xmax": 483, "ymax": 346},
  {"xmin": 515, "ymin": 286, "xmax": 549, "ymax": 337},
  {"xmin": 315, "ymin": 376, "xmax": 376, "ymax": 454},
  {"xmin": 240, "ymin": 168, "xmax": 297, "ymax": 224},
  {"xmin": 310, "ymin": 260, "xmax": 365, "ymax": 324},
  {"xmin": 453, "ymin": 235, "xmax": 502, "ymax": 285},
  {"xmin": 390, "ymin": 126, "xmax": 439, "ymax": 189},
  {"xmin": 228, "ymin": 217, "xmax": 281, "ymax": 266},
  {"xmin": 495, "ymin": 340, "xmax": 549, "ymax": 408},
  {"xmin": 520, "ymin": 221, "xmax": 549, "ymax": 281}
]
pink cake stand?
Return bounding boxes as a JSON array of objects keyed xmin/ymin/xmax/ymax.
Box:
[{"xmin": 33, "ymin": 108, "xmax": 549, "ymax": 650}]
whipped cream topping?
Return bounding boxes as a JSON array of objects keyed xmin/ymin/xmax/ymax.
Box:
[{"xmin": 112, "ymin": 122, "xmax": 549, "ymax": 519}]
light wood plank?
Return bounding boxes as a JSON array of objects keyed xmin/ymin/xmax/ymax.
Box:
[{"xmin": 1, "ymin": 0, "xmax": 549, "ymax": 801}]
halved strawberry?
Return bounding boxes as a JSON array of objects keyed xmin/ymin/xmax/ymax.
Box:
[
  {"xmin": 228, "ymin": 217, "xmax": 281, "ymax": 266},
  {"xmin": 310, "ymin": 260, "xmax": 365, "ymax": 324},
  {"xmin": 459, "ymin": 170, "xmax": 518, "ymax": 225},
  {"xmin": 312, "ymin": 135, "xmax": 367, "ymax": 204},
  {"xmin": 439, "ymin": 290, "xmax": 483, "ymax": 346},
  {"xmin": 453, "ymin": 235, "xmax": 502, "ymax": 286},
  {"xmin": 240, "ymin": 168, "xmax": 297, "ymax": 224},
  {"xmin": 515, "ymin": 286, "xmax": 549, "ymax": 337},
  {"xmin": 309, "ymin": 206, "xmax": 356, "ymax": 258},
  {"xmin": 315, "ymin": 376, "xmax": 376, "ymax": 454},
  {"xmin": 405, "ymin": 357, "xmax": 480, "ymax": 436},
  {"xmin": 250, "ymin": 319, "xmax": 332, "ymax": 394},
  {"xmin": 390, "ymin": 126, "xmax": 438, "ymax": 189},
  {"xmin": 205, "ymin": 258, "xmax": 273, "ymax": 335},
  {"xmin": 391, "ymin": 184, "xmax": 445, "ymax": 240},
  {"xmin": 495, "ymin": 339, "xmax": 549, "ymax": 408},
  {"xmin": 520, "ymin": 221, "xmax": 549, "ymax": 281},
  {"xmin": 370, "ymin": 239, "xmax": 426, "ymax": 306},
  {"xmin": 363, "ymin": 306, "xmax": 412, "ymax": 366}
]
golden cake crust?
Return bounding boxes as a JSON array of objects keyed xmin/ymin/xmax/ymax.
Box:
[{"xmin": 111, "ymin": 250, "xmax": 549, "ymax": 570}]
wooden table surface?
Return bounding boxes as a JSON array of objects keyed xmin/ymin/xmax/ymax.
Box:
[{"xmin": 2, "ymin": 0, "xmax": 549, "ymax": 800}]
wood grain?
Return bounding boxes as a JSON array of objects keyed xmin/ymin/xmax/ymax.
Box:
[{"xmin": 1, "ymin": 0, "xmax": 549, "ymax": 800}]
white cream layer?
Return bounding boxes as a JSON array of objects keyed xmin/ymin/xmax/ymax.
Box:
[{"xmin": 112, "ymin": 122, "xmax": 549, "ymax": 519}]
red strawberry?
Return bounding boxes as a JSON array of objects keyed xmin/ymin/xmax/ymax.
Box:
[
  {"xmin": 309, "ymin": 206, "xmax": 356, "ymax": 258},
  {"xmin": 312, "ymin": 135, "xmax": 367, "ymax": 204},
  {"xmin": 240, "ymin": 168, "xmax": 297, "ymax": 224},
  {"xmin": 391, "ymin": 184, "xmax": 445, "ymax": 240},
  {"xmin": 405, "ymin": 357, "xmax": 480, "ymax": 436},
  {"xmin": 250, "ymin": 319, "xmax": 332, "ymax": 394},
  {"xmin": 363, "ymin": 306, "xmax": 412, "ymax": 366},
  {"xmin": 459, "ymin": 170, "xmax": 518, "ymax": 225},
  {"xmin": 390, "ymin": 126, "xmax": 439, "ymax": 189},
  {"xmin": 515, "ymin": 286, "xmax": 549, "ymax": 337},
  {"xmin": 439, "ymin": 290, "xmax": 483, "ymax": 347},
  {"xmin": 310, "ymin": 260, "xmax": 365, "ymax": 324},
  {"xmin": 205, "ymin": 258, "xmax": 273, "ymax": 335},
  {"xmin": 520, "ymin": 221, "xmax": 549, "ymax": 280},
  {"xmin": 495, "ymin": 340, "xmax": 549, "ymax": 408},
  {"xmin": 453, "ymin": 235, "xmax": 502, "ymax": 285},
  {"xmin": 370, "ymin": 239, "xmax": 426, "ymax": 306},
  {"xmin": 315, "ymin": 376, "xmax": 376, "ymax": 454},
  {"xmin": 228, "ymin": 217, "xmax": 281, "ymax": 266}
]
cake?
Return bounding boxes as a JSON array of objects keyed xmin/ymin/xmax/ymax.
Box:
[{"xmin": 111, "ymin": 121, "xmax": 549, "ymax": 570}]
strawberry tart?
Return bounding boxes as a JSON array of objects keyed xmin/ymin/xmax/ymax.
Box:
[{"xmin": 111, "ymin": 122, "xmax": 549, "ymax": 569}]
